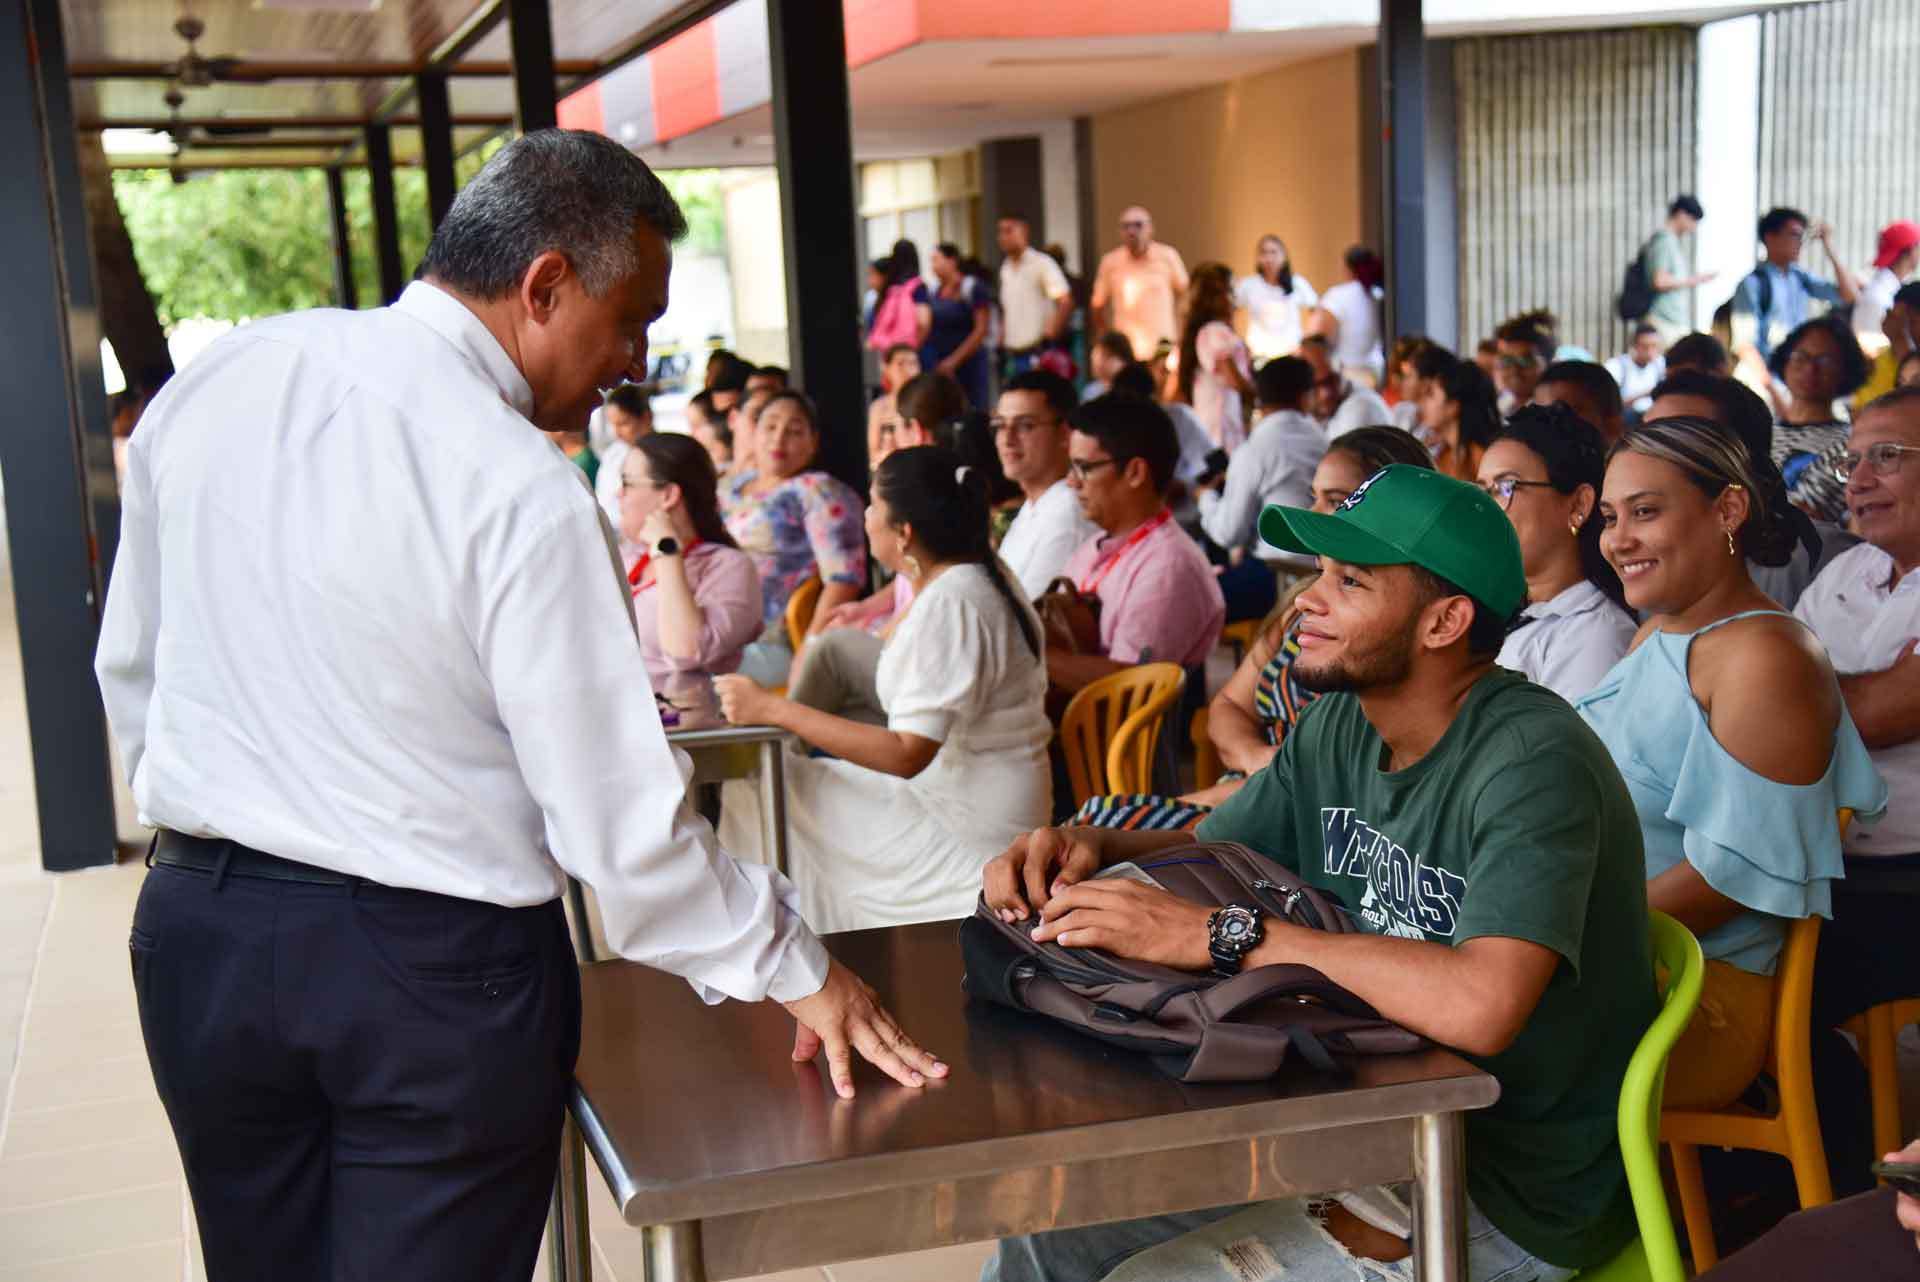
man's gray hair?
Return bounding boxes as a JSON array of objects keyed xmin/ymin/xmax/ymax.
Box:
[{"xmin": 419, "ymin": 129, "xmax": 688, "ymax": 300}]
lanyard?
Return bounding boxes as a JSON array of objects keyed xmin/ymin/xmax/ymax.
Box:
[
  {"xmin": 629, "ymin": 539, "xmax": 702, "ymax": 593},
  {"xmin": 1078, "ymin": 509, "xmax": 1170, "ymax": 596}
]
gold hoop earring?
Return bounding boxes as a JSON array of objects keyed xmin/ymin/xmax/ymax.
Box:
[
  {"xmin": 1569, "ymin": 519, "xmax": 1582, "ymax": 536},
  {"xmin": 1725, "ymin": 529, "xmax": 1737, "ymax": 557},
  {"xmin": 904, "ymin": 553, "xmax": 923, "ymax": 580}
]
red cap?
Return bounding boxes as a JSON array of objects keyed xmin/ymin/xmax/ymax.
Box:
[{"xmin": 1875, "ymin": 220, "xmax": 1920, "ymax": 269}]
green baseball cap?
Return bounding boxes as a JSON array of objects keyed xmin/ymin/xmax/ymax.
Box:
[{"xmin": 1256, "ymin": 464, "xmax": 1525, "ymax": 619}]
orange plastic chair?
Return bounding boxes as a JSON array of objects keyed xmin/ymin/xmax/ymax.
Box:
[
  {"xmin": 1220, "ymin": 618, "xmax": 1261, "ymax": 666},
  {"xmin": 1190, "ymin": 706, "xmax": 1219, "ymax": 789},
  {"xmin": 1058, "ymin": 663, "xmax": 1186, "ymax": 807},
  {"xmin": 1659, "ymin": 810, "xmax": 1852, "ymax": 1271},
  {"xmin": 784, "ymin": 574, "xmax": 823, "ymax": 652},
  {"xmin": 1846, "ymin": 998, "xmax": 1920, "ymax": 1164}
]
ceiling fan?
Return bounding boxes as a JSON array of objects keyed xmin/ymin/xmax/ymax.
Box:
[{"xmin": 166, "ymin": 15, "xmax": 245, "ymax": 88}]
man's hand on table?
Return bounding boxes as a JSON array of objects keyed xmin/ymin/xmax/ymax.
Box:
[
  {"xmin": 983, "ymin": 826, "xmax": 1105, "ymax": 921},
  {"xmin": 1031, "ymin": 879, "xmax": 1213, "ymax": 970},
  {"xmin": 783, "ymin": 959, "xmax": 948, "ymax": 1099}
]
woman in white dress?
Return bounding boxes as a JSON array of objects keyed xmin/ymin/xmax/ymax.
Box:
[
  {"xmin": 713, "ymin": 445, "xmax": 1051, "ymax": 933},
  {"xmin": 1233, "ymin": 234, "xmax": 1317, "ymax": 364}
]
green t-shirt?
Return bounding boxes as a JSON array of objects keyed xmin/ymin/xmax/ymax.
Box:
[
  {"xmin": 1195, "ymin": 667, "xmax": 1654, "ymax": 1269},
  {"xmin": 1644, "ymin": 228, "xmax": 1690, "ymax": 326}
]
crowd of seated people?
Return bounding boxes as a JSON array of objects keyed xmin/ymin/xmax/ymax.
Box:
[{"xmin": 621, "ymin": 245, "xmax": 1920, "ymax": 1275}]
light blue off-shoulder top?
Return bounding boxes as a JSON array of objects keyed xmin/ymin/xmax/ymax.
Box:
[{"xmin": 1575, "ymin": 610, "xmax": 1888, "ymax": 974}]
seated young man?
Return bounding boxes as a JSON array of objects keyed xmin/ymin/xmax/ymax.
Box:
[
  {"xmin": 983, "ymin": 465, "xmax": 1656, "ymax": 1282},
  {"xmin": 1048, "ymin": 394, "xmax": 1225, "ymax": 702}
]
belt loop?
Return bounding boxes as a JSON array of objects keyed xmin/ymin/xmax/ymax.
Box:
[
  {"xmin": 211, "ymin": 844, "xmax": 234, "ymax": 893},
  {"xmin": 143, "ymin": 831, "xmax": 159, "ymax": 870}
]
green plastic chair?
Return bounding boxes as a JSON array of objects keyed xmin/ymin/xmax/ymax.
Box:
[{"xmin": 1576, "ymin": 910, "xmax": 1705, "ymax": 1282}]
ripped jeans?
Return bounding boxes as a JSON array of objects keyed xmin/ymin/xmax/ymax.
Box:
[{"xmin": 982, "ymin": 1186, "xmax": 1578, "ymax": 1282}]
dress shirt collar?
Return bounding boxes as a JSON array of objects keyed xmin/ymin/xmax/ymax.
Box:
[
  {"xmin": 393, "ymin": 281, "xmax": 535, "ymax": 420},
  {"xmin": 1847, "ymin": 542, "xmax": 1918, "ymax": 597},
  {"xmin": 1524, "ymin": 579, "xmax": 1613, "ymax": 620}
]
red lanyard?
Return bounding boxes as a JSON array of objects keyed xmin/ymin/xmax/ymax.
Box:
[
  {"xmin": 1078, "ymin": 509, "xmax": 1170, "ymax": 596},
  {"xmin": 629, "ymin": 539, "xmax": 702, "ymax": 593}
]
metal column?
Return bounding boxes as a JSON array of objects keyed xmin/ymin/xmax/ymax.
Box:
[
  {"xmin": 0, "ymin": 0, "xmax": 121, "ymax": 871},
  {"xmin": 417, "ymin": 71, "xmax": 458, "ymax": 229},
  {"xmin": 1379, "ymin": 0, "xmax": 1428, "ymax": 342},
  {"xmin": 325, "ymin": 167, "xmax": 358, "ymax": 310},
  {"xmin": 507, "ymin": 0, "xmax": 559, "ymax": 133},
  {"xmin": 363, "ymin": 124, "xmax": 405, "ymax": 303},
  {"xmin": 766, "ymin": 0, "xmax": 868, "ymax": 493}
]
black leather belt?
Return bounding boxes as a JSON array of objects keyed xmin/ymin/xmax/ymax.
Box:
[{"xmin": 151, "ymin": 830, "xmax": 357, "ymax": 886}]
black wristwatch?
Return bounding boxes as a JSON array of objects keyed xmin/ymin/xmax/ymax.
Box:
[
  {"xmin": 1206, "ymin": 901, "xmax": 1266, "ymax": 977},
  {"xmin": 653, "ymin": 536, "xmax": 680, "ymax": 558}
]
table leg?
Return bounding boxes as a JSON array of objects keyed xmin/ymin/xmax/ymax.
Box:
[
  {"xmin": 643, "ymin": 1221, "xmax": 704, "ymax": 1282},
  {"xmin": 1411, "ymin": 1111, "xmax": 1468, "ymax": 1282},
  {"xmin": 549, "ymin": 1112, "xmax": 593, "ymax": 1282},
  {"xmin": 756, "ymin": 738, "xmax": 789, "ymax": 878}
]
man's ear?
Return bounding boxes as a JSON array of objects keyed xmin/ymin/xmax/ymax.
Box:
[
  {"xmin": 518, "ymin": 251, "xmax": 572, "ymax": 323},
  {"xmin": 1122, "ymin": 456, "xmax": 1154, "ymax": 492},
  {"xmin": 1422, "ymin": 593, "xmax": 1477, "ymax": 653}
]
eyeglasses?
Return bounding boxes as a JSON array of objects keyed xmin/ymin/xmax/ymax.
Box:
[
  {"xmin": 1479, "ymin": 477, "xmax": 1557, "ymax": 509},
  {"xmin": 991, "ymin": 415, "xmax": 1060, "ymax": 437},
  {"xmin": 1068, "ymin": 457, "xmax": 1120, "ymax": 481},
  {"xmin": 1832, "ymin": 442, "xmax": 1920, "ymax": 482},
  {"xmin": 1120, "ymin": 220, "xmax": 1147, "ymax": 231},
  {"xmin": 1497, "ymin": 354, "xmax": 1541, "ymax": 370},
  {"xmin": 621, "ymin": 476, "xmax": 664, "ymax": 494}
]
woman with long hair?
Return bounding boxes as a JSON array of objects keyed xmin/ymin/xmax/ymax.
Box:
[
  {"xmin": 1176, "ymin": 261, "xmax": 1254, "ymax": 452},
  {"xmin": 1575, "ymin": 418, "xmax": 1884, "ymax": 1111},
  {"xmin": 1767, "ymin": 314, "xmax": 1871, "ymax": 525},
  {"xmin": 616, "ymin": 434, "xmax": 762, "ymax": 710},
  {"xmin": 722, "ymin": 390, "xmax": 867, "ymax": 684},
  {"xmin": 1311, "ymin": 245, "xmax": 1386, "ymax": 382},
  {"xmin": 715, "ymin": 446, "xmax": 1051, "ymax": 931},
  {"xmin": 1234, "ymin": 234, "xmax": 1318, "ymax": 363},
  {"xmin": 916, "ymin": 242, "xmax": 993, "ymax": 412},
  {"xmin": 1071, "ymin": 427, "xmax": 1436, "ymax": 831},
  {"xmin": 1477, "ymin": 404, "xmax": 1637, "ymax": 701},
  {"xmin": 1419, "ymin": 357, "xmax": 1502, "ymax": 481}
]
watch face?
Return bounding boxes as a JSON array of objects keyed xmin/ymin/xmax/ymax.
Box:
[
  {"xmin": 654, "ymin": 537, "xmax": 679, "ymax": 557},
  {"xmin": 1217, "ymin": 906, "xmax": 1259, "ymax": 946}
]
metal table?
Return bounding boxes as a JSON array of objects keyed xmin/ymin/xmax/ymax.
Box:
[
  {"xmin": 562, "ymin": 723, "xmax": 791, "ymax": 964},
  {"xmin": 551, "ymin": 919, "xmax": 1500, "ymax": 1281}
]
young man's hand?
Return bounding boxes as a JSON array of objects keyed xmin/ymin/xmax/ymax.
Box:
[
  {"xmin": 983, "ymin": 826, "xmax": 1103, "ymax": 920},
  {"xmin": 1031, "ymin": 878, "xmax": 1213, "ymax": 970}
]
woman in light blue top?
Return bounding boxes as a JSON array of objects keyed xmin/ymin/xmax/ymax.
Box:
[{"xmin": 1577, "ymin": 418, "xmax": 1885, "ymax": 1111}]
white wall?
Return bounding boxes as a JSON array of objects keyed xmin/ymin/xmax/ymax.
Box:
[{"xmin": 1693, "ymin": 15, "xmax": 1762, "ymax": 328}]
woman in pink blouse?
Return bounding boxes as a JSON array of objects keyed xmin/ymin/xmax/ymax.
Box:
[{"xmin": 618, "ymin": 434, "xmax": 763, "ymax": 711}]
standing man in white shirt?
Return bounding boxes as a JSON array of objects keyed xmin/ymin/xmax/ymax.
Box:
[
  {"xmin": 994, "ymin": 370, "xmax": 1099, "ymax": 598},
  {"xmin": 1794, "ymin": 385, "xmax": 1920, "ymax": 1041},
  {"xmin": 1300, "ymin": 334, "xmax": 1391, "ymax": 436},
  {"xmin": 95, "ymin": 131, "xmax": 943, "ymax": 1282},
  {"xmin": 1196, "ymin": 356, "xmax": 1325, "ymax": 558},
  {"xmin": 996, "ymin": 216, "xmax": 1073, "ymax": 382}
]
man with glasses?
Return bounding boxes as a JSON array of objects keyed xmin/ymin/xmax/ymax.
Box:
[
  {"xmin": 1091, "ymin": 206, "xmax": 1190, "ymax": 367},
  {"xmin": 995, "ymin": 370, "xmax": 1099, "ymax": 598},
  {"xmin": 1794, "ymin": 386, "xmax": 1920, "ymax": 1120},
  {"xmin": 1492, "ymin": 310, "xmax": 1559, "ymax": 412},
  {"xmin": 1732, "ymin": 206, "xmax": 1859, "ymax": 371},
  {"xmin": 1048, "ymin": 394, "xmax": 1223, "ymax": 699},
  {"xmin": 1300, "ymin": 334, "xmax": 1390, "ymax": 434}
]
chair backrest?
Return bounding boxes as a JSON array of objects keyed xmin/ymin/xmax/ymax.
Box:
[
  {"xmin": 785, "ymin": 575, "xmax": 824, "ymax": 652},
  {"xmin": 1619, "ymin": 911, "xmax": 1705, "ymax": 1282},
  {"xmin": 1059, "ymin": 663, "xmax": 1185, "ymax": 806},
  {"xmin": 1105, "ymin": 674, "xmax": 1189, "ymax": 796}
]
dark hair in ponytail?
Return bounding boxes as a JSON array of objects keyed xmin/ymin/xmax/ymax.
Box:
[
  {"xmin": 634, "ymin": 432, "xmax": 738, "ymax": 549},
  {"xmin": 1495, "ymin": 404, "xmax": 1630, "ymax": 615},
  {"xmin": 1610, "ymin": 417, "xmax": 1807, "ymax": 568},
  {"xmin": 873, "ymin": 445, "xmax": 1040, "ymax": 659}
]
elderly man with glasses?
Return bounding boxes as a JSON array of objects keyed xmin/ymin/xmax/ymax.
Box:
[{"xmin": 1091, "ymin": 205, "xmax": 1190, "ymax": 367}]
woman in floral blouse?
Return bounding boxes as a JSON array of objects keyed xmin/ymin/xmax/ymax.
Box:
[{"xmin": 723, "ymin": 390, "xmax": 868, "ymax": 686}]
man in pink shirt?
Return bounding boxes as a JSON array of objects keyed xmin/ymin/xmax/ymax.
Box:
[
  {"xmin": 1091, "ymin": 207, "xmax": 1191, "ymax": 365},
  {"xmin": 1051, "ymin": 394, "xmax": 1225, "ymax": 699}
]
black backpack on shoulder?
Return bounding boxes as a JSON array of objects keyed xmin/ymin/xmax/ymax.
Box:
[{"xmin": 1616, "ymin": 240, "xmax": 1655, "ymax": 321}]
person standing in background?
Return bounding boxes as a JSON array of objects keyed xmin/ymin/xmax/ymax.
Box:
[
  {"xmin": 1091, "ymin": 206, "xmax": 1190, "ymax": 366},
  {"xmin": 1639, "ymin": 195, "xmax": 1715, "ymax": 346},
  {"xmin": 1311, "ymin": 246, "xmax": 1386, "ymax": 383},
  {"xmin": 1234, "ymin": 234, "xmax": 1317, "ymax": 364},
  {"xmin": 997, "ymin": 215, "xmax": 1073, "ymax": 381},
  {"xmin": 1853, "ymin": 220, "xmax": 1920, "ymax": 340}
]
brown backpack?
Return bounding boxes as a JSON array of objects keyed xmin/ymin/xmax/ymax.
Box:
[
  {"xmin": 959, "ymin": 841, "xmax": 1424, "ymax": 1082},
  {"xmin": 1034, "ymin": 576, "xmax": 1102, "ymax": 655}
]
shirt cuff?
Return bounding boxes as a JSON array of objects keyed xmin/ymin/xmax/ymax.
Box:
[{"xmin": 763, "ymin": 924, "xmax": 832, "ymax": 1003}]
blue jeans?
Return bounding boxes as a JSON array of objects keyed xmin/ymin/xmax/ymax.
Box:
[{"xmin": 983, "ymin": 1187, "xmax": 1578, "ymax": 1282}]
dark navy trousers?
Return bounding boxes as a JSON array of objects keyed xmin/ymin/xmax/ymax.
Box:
[{"xmin": 130, "ymin": 860, "xmax": 581, "ymax": 1281}]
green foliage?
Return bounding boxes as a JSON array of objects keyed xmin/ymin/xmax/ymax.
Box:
[{"xmin": 658, "ymin": 169, "xmax": 727, "ymax": 254}]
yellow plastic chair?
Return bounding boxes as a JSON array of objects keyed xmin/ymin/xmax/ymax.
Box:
[
  {"xmin": 1659, "ymin": 913, "xmax": 1831, "ymax": 1271},
  {"xmin": 1220, "ymin": 618, "xmax": 1261, "ymax": 666},
  {"xmin": 1844, "ymin": 996, "xmax": 1920, "ymax": 1164},
  {"xmin": 1058, "ymin": 663, "xmax": 1185, "ymax": 808},
  {"xmin": 1576, "ymin": 911, "xmax": 1704, "ymax": 1282},
  {"xmin": 784, "ymin": 574, "xmax": 823, "ymax": 652},
  {"xmin": 1190, "ymin": 707, "xmax": 1219, "ymax": 789}
]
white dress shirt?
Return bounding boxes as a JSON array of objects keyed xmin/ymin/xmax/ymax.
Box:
[
  {"xmin": 998, "ymin": 477, "xmax": 1099, "ymax": 599},
  {"xmin": 1496, "ymin": 580, "xmax": 1638, "ymax": 704},
  {"xmin": 95, "ymin": 281, "xmax": 828, "ymax": 1005},
  {"xmin": 998, "ymin": 249, "xmax": 1071, "ymax": 352},
  {"xmin": 1604, "ymin": 353, "xmax": 1665, "ymax": 414},
  {"xmin": 1794, "ymin": 542, "xmax": 1920, "ymax": 855},
  {"xmin": 1324, "ymin": 384, "xmax": 1393, "ymax": 437},
  {"xmin": 1197, "ymin": 409, "xmax": 1327, "ymax": 560}
]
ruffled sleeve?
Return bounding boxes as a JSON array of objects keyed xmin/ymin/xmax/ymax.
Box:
[{"xmin": 1666, "ymin": 704, "xmax": 1889, "ymax": 922}]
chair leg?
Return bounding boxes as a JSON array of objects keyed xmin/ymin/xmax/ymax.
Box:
[
  {"xmin": 1668, "ymin": 1141, "xmax": 1718, "ymax": 1272},
  {"xmin": 1779, "ymin": 1073, "xmax": 1835, "ymax": 1210},
  {"xmin": 1865, "ymin": 1004, "xmax": 1903, "ymax": 1163}
]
